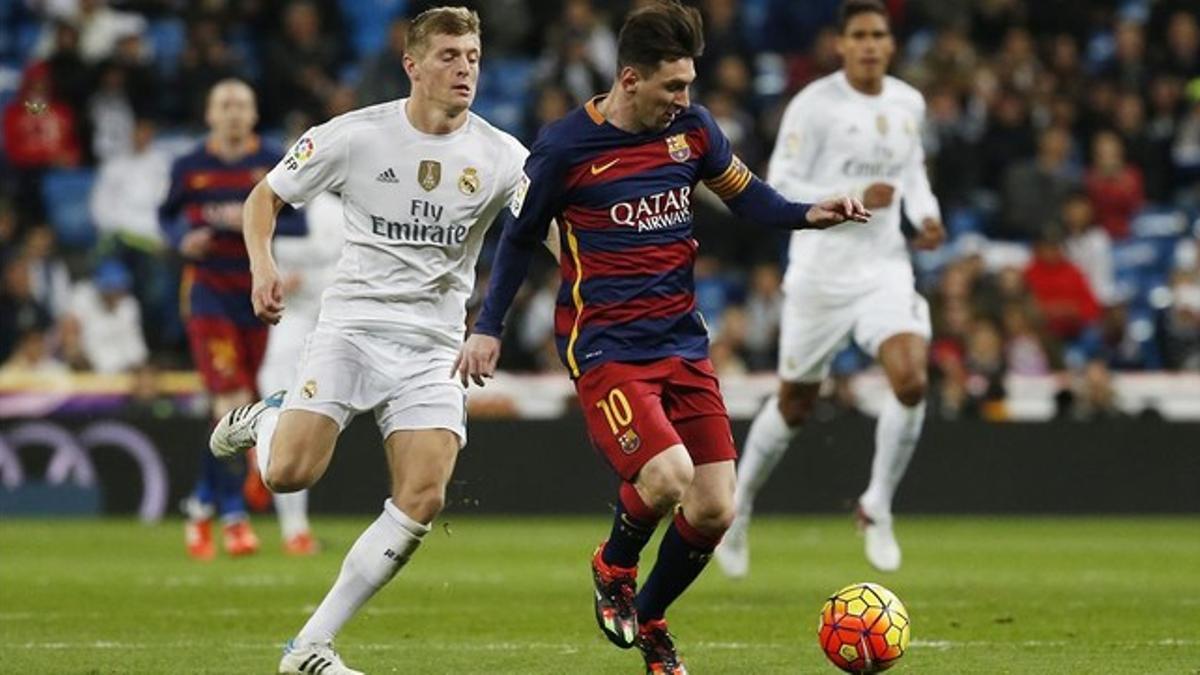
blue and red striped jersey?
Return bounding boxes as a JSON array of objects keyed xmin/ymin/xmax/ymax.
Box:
[
  {"xmin": 159, "ymin": 137, "xmax": 305, "ymax": 326},
  {"xmin": 480, "ymin": 99, "xmax": 756, "ymax": 378}
]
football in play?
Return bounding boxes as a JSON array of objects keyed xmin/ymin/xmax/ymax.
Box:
[{"xmin": 818, "ymin": 582, "xmax": 910, "ymax": 673}]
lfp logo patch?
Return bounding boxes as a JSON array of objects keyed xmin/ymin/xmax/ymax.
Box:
[{"xmin": 285, "ymin": 136, "xmax": 314, "ymax": 170}]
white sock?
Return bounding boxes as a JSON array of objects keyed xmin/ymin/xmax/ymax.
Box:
[
  {"xmin": 734, "ymin": 396, "xmax": 799, "ymax": 520},
  {"xmin": 275, "ymin": 490, "xmax": 310, "ymax": 540},
  {"xmin": 294, "ymin": 499, "xmax": 430, "ymax": 645},
  {"xmin": 860, "ymin": 394, "xmax": 926, "ymax": 518},
  {"xmin": 254, "ymin": 407, "xmax": 280, "ymax": 477}
]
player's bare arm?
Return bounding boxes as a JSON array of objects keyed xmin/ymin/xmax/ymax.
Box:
[{"xmin": 243, "ymin": 179, "xmax": 288, "ymax": 325}]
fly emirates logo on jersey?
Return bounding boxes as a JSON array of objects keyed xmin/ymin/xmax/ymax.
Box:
[
  {"xmin": 609, "ymin": 186, "xmax": 693, "ymax": 232},
  {"xmin": 370, "ymin": 199, "xmax": 470, "ymax": 246}
]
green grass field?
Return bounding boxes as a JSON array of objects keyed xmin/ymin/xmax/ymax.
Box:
[{"xmin": 2, "ymin": 515, "xmax": 1199, "ymax": 674}]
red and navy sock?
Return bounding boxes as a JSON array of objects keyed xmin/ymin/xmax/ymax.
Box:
[
  {"xmin": 601, "ymin": 483, "xmax": 662, "ymax": 569},
  {"xmin": 634, "ymin": 510, "xmax": 722, "ymax": 622}
]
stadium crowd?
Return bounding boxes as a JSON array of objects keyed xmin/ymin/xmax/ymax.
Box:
[{"xmin": 0, "ymin": 0, "xmax": 1198, "ymax": 420}]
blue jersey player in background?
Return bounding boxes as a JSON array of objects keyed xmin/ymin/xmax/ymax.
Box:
[
  {"xmin": 455, "ymin": 3, "xmax": 869, "ymax": 672},
  {"xmin": 160, "ymin": 79, "xmax": 305, "ymax": 560}
]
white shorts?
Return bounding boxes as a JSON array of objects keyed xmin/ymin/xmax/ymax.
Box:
[
  {"xmin": 281, "ymin": 327, "xmax": 467, "ymax": 446},
  {"xmin": 778, "ymin": 281, "xmax": 931, "ymax": 383}
]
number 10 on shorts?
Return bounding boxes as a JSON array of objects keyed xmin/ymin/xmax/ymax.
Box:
[{"xmin": 595, "ymin": 387, "xmax": 633, "ymax": 434}]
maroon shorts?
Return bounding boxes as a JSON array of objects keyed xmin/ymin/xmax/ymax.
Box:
[
  {"xmin": 186, "ymin": 316, "xmax": 268, "ymax": 395},
  {"xmin": 575, "ymin": 356, "xmax": 737, "ymax": 481}
]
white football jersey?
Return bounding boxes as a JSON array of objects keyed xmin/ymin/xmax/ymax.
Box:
[
  {"xmin": 768, "ymin": 71, "xmax": 941, "ymax": 295},
  {"xmin": 267, "ymin": 99, "xmax": 528, "ymax": 349}
]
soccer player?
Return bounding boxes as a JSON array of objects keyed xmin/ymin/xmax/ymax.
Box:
[
  {"xmin": 454, "ymin": 2, "xmax": 868, "ymax": 672},
  {"xmin": 255, "ymin": 190, "xmax": 345, "ymax": 556},
  {"xmin": 208, "ymin": 8, "xmax": 550, "ymax": 674},
  {"xmin": 715, "ymin": 0, "xmax": 946, "ymax": 577},
  {"xmin": 160, "ymin": 79, "xmax": 305, "ymax": 561}
]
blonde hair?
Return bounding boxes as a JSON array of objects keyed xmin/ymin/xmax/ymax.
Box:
[{"xmin": 406, "ymin": 6, "xmax": 481, "ymax": 57}]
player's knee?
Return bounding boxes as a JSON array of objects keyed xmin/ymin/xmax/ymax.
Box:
[
  {"xmin": 637, "ymin": 456, "xmax": 694, "ymax": 512},
  {"xmin": 893, "ymin": 371, "xmax": 927, "ymax": 407},
  {"xmin": 777, "ymin": 393, "xmax": 814, "ymax": 428},
  {"xmin": 394, "ymin": 483, "xmax": 445, "ymax": 523},
  {"xmin": 264, "ymin": 457, "xmax": 316, "ymax": 493},
  {"xmin": 688, "ymin": 499, "xmax": 736, "ymax": 535}
]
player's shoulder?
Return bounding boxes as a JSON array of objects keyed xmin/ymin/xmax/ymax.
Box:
[
  {"xmin": 883, "ymin": 76, "xmax": 926, "ymax": 111},
  {"xmin": 794, "ymin": 73, "xmax": 845, "ymax": 103},
  {"xmin": 465, "ymin": 110, "xmax": 528, "ymax": 160},
  {"xmin": 315, "ymin": 99, "xmax": 405, "ymax": 137}
]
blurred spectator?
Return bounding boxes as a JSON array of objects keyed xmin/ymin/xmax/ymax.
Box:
[
  {"xmin": 710, "ymin": 306, "xmax": 748, "ymax": 376},
  {"xmin": 697, "ymin": 0, "xmax": 751, "ymax": 85},
  {"xmin": 980, "ymin": 89, "xmax": 1036, "ymax": 196},
  {"xmin": 175, "ymin": 18, "xmax": 243, "ymax": 126},
  {"xmin": 528, "ymin": 85, "xmax": 573, "ymax": 133},
  {"xmin": 43, "ymin": 20, "xmax": 91, "ymax": 115},
  {"xmin": 0, "ymin": 257, "xmax": 54, "ymax": 363},
  {"xmin": 1101, "ymin": 21, "xmax": 1149, "ymax": 92},
  {"xmin": 998, "ymin": 125, "xmax": 1076, "ymax": 240},
  {"xmin": 1172, "ymin": 84, "xmax": 1200, "ymax": 206},
  {"xmin": 1024, "ymin": 230, "xmax": 1100, "ymax": 345},
  {"xmin": 694, "ymin": 255, "xmax": 734, "ymax": 337},
  {"xmin": 1160, "ymin": 268, "xmax": 1200, "ymax": 370},
  {"xmin": 21, "ymin": 225, "xmax": 72, "ymax": 319},
  {"xmin": 33, "ymin": 0, "xmax": 147, "ymax": 65},
  {"xmin": 264, "ymin": 1, "xmax": 342, "ymax": 124},
  {"xmin": 742, "ymin": 262, "xmax": 782, "ymax": 370},
  {"xmin": 68, "ymin": 258, "xmax": 148, "ymax": 373},
  {"xmin": 1060, "ymin": 359, "xmax": 1122, "ymax": 420},
  {"xmin": 1155, "ymin": 11, "xmax": 1200, "ymax": 80},
  {"xmin": 2, "ymin": 62, "xmax": 83, "ymax": 219},
  {"xmin": 1060, "ymin": 191, "xmax": 1116, "ymax": 305},
  {"xmin": 1145, "ymin": 75, "xmax": 1183, "ymax": 199},
  {"xmin": 87, "ymin": 59, "xmax": 136, "ymax": 161},
  {"xmin": 1085, "ymin": 130, "xmax": 1144, "ymax": 240},
  {"xmin": 0, "ymin": 324, "xmax": 67, "ymax": 375},
  {"xmin": 924, "ymin": 87, "xmax": 982, "ymax": 209},
  {"xmin": 89, "ymin": 116, "xmax": 172, "ymax": 339},
  {"xmin": 1001, "ymin": 302, "xmax": 1049, "ymax": 375},
  {"xmin": 355, "ymin": 18, "xmax": 411, "ymax": 107}
]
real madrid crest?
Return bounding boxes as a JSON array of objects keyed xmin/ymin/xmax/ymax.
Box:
[
  {"xmin": 302, "ymin": 379, "xmax": 317, "ymax": 399},
  {"xmin": 418, "ymin": 160, "xmax": 441, "ymax": 191},
  {"xmin": 458, "ymin": 167, "xmax": 480, "ymax": 196},
  {"xmin": 666, "ymin": 133, "xmax": 691, "ymax": 163},
  {"xmin": 876, "ymin": 113, "xmax": 889, "ymax": 135}
]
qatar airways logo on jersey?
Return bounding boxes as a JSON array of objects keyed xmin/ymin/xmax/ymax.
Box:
[{"xmin": 610, "ymin": 186, "xmax": 693, "ymax": 232}]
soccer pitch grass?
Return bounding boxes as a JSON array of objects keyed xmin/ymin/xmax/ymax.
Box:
[{"xmin": 2, "ymin": 516, "xmax": 1198, "ymax": 674}]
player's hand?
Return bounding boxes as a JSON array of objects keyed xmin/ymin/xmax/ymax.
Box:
[
  {"xmin": 914, "ymin": 218, "xmax": 946, "ymax": 250},
  {"xmin": 250, "ymin": 264, "xmax": 285, "ymax": 325},
  {"xmin": 180, "ymin": 229, "xmax": 213, "ymax": 259},
  {"xmin": 862, "ymin": 183, "xmax": 895, "ymax": 209},
  {"xmin": 806, "ymin": 196, "xmax": 871, "ymax": 228},
  {"xmin": 453, "ymin": 333, "xmax": 502, "ymax": 387}
]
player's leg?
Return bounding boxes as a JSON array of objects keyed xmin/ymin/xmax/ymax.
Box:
[
  {"xmin": 857, "ymin": 333, "xmax": 928, "ymax": 571},
  {"xmin": 185, "ymin": 317, "xmax": 258, "ymax": 558},
  {"xmin": 577, "ymin": 360, "xmax": 685, "ymax": 648},
  {"xmin": 633, "ymin": 360, "xmax": 738, "ymax": 673},
  {"xmin": 854, "ymin": 288, "xmax": 932, "ymax": 572},
  {"xmin": 259, "ymin": 322, "xmax": 318, "ymax": 554},
  {"xmin": 637, "ymin": 456, "xmax": 734, "ymax": 621},
  {"xmin": 287, "ymin": 429, "xmax": 455, "ymax": 652},
  {"xmin": 718, "ymin": 290, "xmax": 848, "ymax": 578}
]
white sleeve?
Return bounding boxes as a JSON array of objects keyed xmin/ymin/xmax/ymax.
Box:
[
  {"xmin": 766, "ymin": 91, "xmax": 841, "ymax": 202},
  {"xmin": 266, "ymin": 119, "xmax": 350, "ymax": 207},
  {"xmin": 900, "ymin": 98, "xmax": 942, "ymax": 225}
]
